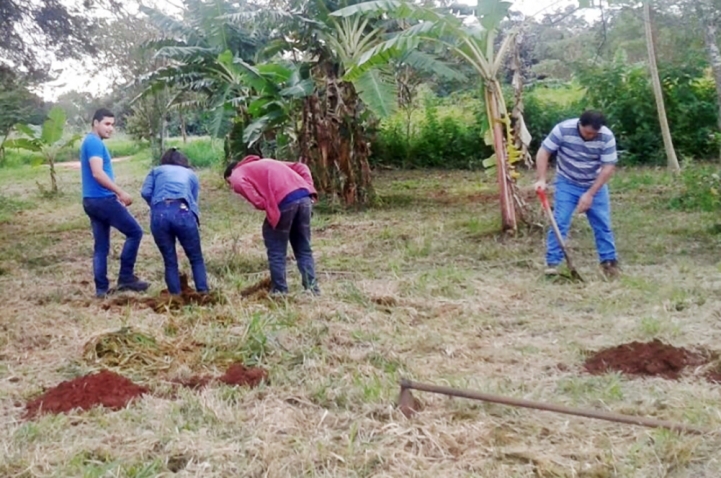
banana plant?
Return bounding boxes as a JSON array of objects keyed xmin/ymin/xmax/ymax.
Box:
[
  {"xmin": 332, "ymin": 0, "xmax": 529, "ymax": 232},
  {"xmin": 5, "ymin": 106, "xmax": 80, "ymax": 194}
]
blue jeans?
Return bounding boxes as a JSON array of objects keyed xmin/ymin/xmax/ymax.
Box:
[
  {"xmin": 83, "ymin": 197, "xmax": 144, "ymax": 294},
  {"xmin": 262, "ymin": 197, "xmax": 318, "ymax": 293},
  {"xmin": 546, "ymin": 176, "xmax": 618, "ymax": 266},
  {"xmin": 150, "ymin": 201, "xmax": 208, "ymax": 295}
]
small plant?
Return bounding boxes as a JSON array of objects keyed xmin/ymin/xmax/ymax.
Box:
[{"xmin": 5, "ymin": 106, "xmax": 79, "ymax": 194}]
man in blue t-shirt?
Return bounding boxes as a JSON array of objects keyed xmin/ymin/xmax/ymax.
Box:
[
  {"xmin": 534, "ymin": 110, "xmax": 620, "ymax": 278},
  {"xmin": 80, "ymin": 108, "xmax": 150, "ymax": 297}
]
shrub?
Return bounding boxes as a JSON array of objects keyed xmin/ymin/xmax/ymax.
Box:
[
  {"xmin": 370, "ymin": 93, "xmax": 493, "ymax": 169},
  {"xmin": 577, "ymin": 59, "xmax": 720, "ymax": 164}
]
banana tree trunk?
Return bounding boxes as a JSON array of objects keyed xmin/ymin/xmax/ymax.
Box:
[
  {"xmin": 484, "ymin": 82, "xmax": 517, "ymax": 232},
  {"xmin": 300, "ymin": 64, "xmax": 374, "ymax": 206},
  {"xmin": 48, "ymin": 155, "xmax": 58, "ymax": 193},
  {"xmin": 643, "ymin": 0, "xmax": 680, "ymax": 172}
]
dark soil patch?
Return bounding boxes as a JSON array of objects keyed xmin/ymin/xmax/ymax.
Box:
[
  {"xmin": 173, "ymin": 362, "xmax": 269, "ymax": 390},
  {"xmin": 24, "ymin": 370, "xmax": 148, "ymax": 419},
  {"xmin": 172, "ymin": 375, "xmax": 212, "ymax": 390},
  {"xmin": 240, "ymin": 277, "xmax": 272, "ymax": 298},
  {"xmin": 583, "ymin": 339, "xmax": 709, "ymax": 380},
  {"xmin": 372, "ymin": 296, "xmax": 398, "ymax": 307},
  {"xmin": 102, "ymin": 274, "xmax": 222, "ymax": 312}
]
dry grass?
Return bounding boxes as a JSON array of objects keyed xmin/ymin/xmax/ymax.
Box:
[{"xmin": 2, "ymin": 160, "xmax": 721, "ymax": 477}]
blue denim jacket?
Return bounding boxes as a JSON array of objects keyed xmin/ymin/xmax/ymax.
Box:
[{"xmin": 141, "ymin": 165, "xmax": 200, "ymax": 220}]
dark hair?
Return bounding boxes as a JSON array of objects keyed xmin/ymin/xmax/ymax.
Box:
[
  {"xmin": 223, "ymin": 160, "xmax": 240, "ymax": 180},
  {"xmin": 92, "ymin": 108, "xmax": 114, "ymax": 125},
  {"xmin": 160, "ymin": 148, "xmax": 191, "ymax": 168},
  {"xmin": 579, "ymin": 110, "xmax": 606, "ymax": 131}
]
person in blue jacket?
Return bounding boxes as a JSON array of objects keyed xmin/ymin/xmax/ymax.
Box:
[{"xmin": 141, "ymin": 148, "xmax": 209, "ymax": 295}]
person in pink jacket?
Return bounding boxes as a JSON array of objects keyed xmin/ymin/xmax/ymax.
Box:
[{"xmin": 224, "ymin": 155, "xmax": 319, "ymax": 294}]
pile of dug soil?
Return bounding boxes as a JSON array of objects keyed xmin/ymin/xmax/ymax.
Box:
[
  {"xmin": 24, "ymin": 370, "xmax": 148, "ymax": 419},
  {"xmin": 583, "ymin": 339, "xmax": 708, "ymax": 380},
  {"xmin": 240, "ymin": 277, "xmax": 272, "ymax": 298},
  {"xmin": 173, "ymin": 363, "xmax": 268, "ymax": 390},
  {"xmin": 103, "ymin": 274, "xmax": 221, "ymax": 312}
]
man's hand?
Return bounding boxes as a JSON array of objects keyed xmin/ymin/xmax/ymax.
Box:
[
  {"xmin": 117, "ymin": 190, "xmax": 133, "ymax": 206},
  {"xmin": 533, "ymin": 179, "xmax": 547, "ymax": 192},
  {"xmin": 576, "ymin": 192, "xmax": 593, "ymax": 213}
]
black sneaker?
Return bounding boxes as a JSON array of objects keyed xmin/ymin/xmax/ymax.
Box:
[{"xmin": 116, "ymin": 276, "xmax": 150, "ymax": 292}]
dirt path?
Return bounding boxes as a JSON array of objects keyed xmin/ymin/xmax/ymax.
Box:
[{"xmin": 56, "ymin": 156, "xmax": 133, "ymax": 170}]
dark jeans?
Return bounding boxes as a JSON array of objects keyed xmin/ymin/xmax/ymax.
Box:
[
  {"xmin": 262, "ymin": 197, "xmax": 318, "ymax": 294},
  {"xmin": 83, "ymin": 197, "xmax": 144, "ymax": 294},
  {"xmin": 150, "ymin": 200, "xmax": 208, "ymax": 295}
]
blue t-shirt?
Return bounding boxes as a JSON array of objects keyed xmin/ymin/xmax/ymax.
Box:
[{"xmin": 80, "ymin": 133, "xmax": 115, "ymax": 198}]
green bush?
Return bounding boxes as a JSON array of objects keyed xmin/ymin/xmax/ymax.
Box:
[
  {"xmin": 523, "ymin": 86, "xmax": 584, "ymax": 153},
  {"xmin": 370, "ymin": 94, "xmax": 493, "ymax": 169},
  {"xmin": 577, "ymin": 60, "xmax": 720, "ymax": 164}
]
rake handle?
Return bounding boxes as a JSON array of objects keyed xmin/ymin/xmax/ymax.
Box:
[{"xmin": 400, "ymin": 379, "xmax": 707, "ymax": 434}]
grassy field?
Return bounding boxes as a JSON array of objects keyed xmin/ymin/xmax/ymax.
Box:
[
  {"xmin": 0, "ymin": 135, "xmax": 223, "ymax": 169},
  {"xmin": 1, "ymin": 157, "xmax": 721, "ymax": 477}
]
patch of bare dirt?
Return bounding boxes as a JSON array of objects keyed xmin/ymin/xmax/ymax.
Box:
[{"xmin": 102, "ymin": 274, "xmax": 222, "ymax": 312}]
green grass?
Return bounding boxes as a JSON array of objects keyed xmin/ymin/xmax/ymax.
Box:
[
  {"xmin": 528, "ymin": 83, "xmax": 586, "ymax": 106},
  {"xmin": 1, "ymin": 161, "xmax": 720, "ymax": 476},
  {"xmin": 165, "ymin": 136, "xmax": 224, "ymax": 168}
]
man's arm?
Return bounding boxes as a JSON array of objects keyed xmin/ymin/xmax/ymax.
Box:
[
  {"xmin": 535, "ymin": 147, "xmax": 552, "ymax": 189},
  {"xmin": 89, "ymin": 158, "xmax": 132, "ymax": 205},
  {"xmin": 534, "ymin": 125, "xmax": 563, "ymax": 190},
  {"xmin": 231, "ymin": 174, "xmax": 266, "ymax": 210},
  {"xmin": 576, "ymin": 134, "xmax": 618, "ymax": 213},
  {"xmin": 288, "ymin": 162, "xmax": 315, "ymax": 190},
  {"xmin": 190, "ymin": 172, "xmax": 200, "ymax": 204}
]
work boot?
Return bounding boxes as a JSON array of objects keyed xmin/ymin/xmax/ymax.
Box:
[
  {"xmin": 116, "ymin": 276, "xmax": 150, "ymax": 293},
  {"xmin": 601, "ymin": 260, "xmax": 620, "ymax": 279}
]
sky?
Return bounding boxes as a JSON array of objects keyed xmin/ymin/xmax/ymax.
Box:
[{"xmin": 37, "ymin": 0, "xmax": 582, "ymax": 101}]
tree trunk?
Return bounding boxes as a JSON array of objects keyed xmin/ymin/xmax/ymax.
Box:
[
  {"xmin": 180, "ymin": 111, "xmax": 188, "ymax": 144},
  {"xmin": 300, "ymin": 64, "xmax": 374, "ymax": 206},
  {"xmin": 484, "ymin": 82, "xmax": 517, "ymax": 233},
  {"xmin": 644, "ymin": 0, "xmax": 680, "ymax": 172},
  {"xmin": 696, "ymin": 0, "xmax": 721, "ymax": 156},
  {"xmin": 49, "ymin": 156, "xmax": 57, "ymax": 193}
]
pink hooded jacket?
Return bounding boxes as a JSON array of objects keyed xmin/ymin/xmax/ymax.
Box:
[{"xmin": 228, "ymin": 155, "xmax": 318, "ymax": 228}]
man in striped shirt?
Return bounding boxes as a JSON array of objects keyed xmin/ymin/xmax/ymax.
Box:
[{"xmin": 534, "ymin": 110, "xmax": 620, "ymax": 278}]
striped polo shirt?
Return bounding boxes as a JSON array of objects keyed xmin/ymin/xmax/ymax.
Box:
[{"xmin": 541, "ymin": 118, "xmax": 618, "ymax": 186}]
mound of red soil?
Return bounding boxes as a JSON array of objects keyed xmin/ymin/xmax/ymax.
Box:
[
  {"xmin": 24, "ymin": 370, "xmax": 148, "ymax": 419},
  {"xmin": 173, "ymin": 363, "xmax": 268, "ymax": 390},
  {"xmin": 583, "ymin": 339, "xmax": 707, "ymax": 380},
  {"xmin": 219, "ymin": 363, "xmax": 268, "ymax": 387}
]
